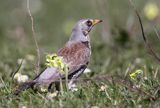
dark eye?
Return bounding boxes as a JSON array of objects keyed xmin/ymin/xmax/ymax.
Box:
[{"xmin": 86, "ymin": 20, "xmax": 92, "ymax": 27}]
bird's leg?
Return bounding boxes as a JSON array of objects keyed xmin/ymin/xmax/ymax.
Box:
[
  {"xmin": 48, "ymin": 81, "xmax": 60, "ymax": 92},
  {"xmin": 68, "ymin": 81, "xmax": 77, "ymax": 91},
  {"xmin": 48, "ymin": 83, "xmax": 53, "ymax": 92},
  {"xmin": 55, "ymin": 81, "xmax": 60, "ymax": 91},
  {"xmin": 68, "ymin": 67, "xmax": 86, "ymax": 91}
]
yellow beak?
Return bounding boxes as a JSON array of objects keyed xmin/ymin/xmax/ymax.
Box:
[{"xmin": 92, "ymin": 19, "xmax": 103, "ymax": 26}]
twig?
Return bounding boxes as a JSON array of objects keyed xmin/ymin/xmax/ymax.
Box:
[
  {"xmin": 121, "ymin": 82, "xmax": 156, "ymax": 101},
  {"xmin": 129, "ymin": 0, "xmax": 160, "ymax": 63},
  {"xmin": 153, "ymin": 26, "xmax": 160, "ymax": 41},
  {"xmin": 27, "ymin": 0, "xmax": 40, "ymax": 74},
  {"xmin": 128, "ymin": 0, "xmax": 158, "ymax": 101}
]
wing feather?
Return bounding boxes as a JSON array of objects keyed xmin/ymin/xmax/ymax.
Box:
[{"xmin": 58, "ymin": 41, "xmax": 91, "ymax": 75}]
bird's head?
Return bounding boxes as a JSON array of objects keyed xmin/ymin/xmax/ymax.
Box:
[{"xmin": 70, "ymin": 19, "xmax": 102, "ymax": 42}]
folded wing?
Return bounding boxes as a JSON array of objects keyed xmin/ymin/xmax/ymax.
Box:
[{"xmin": 58, "ymin": 41, "xmax": 91, "ymax": 77}]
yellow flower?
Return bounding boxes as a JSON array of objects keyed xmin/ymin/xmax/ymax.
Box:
[
  {"xmin": 144, "ymin": 2, "xmax": 159, "ymax": 20},
  {"xmin": 129, "ymin": 69, "xmax": 143, "ymax": 80},
  {"xmin": 45, "ymin": 53, "xmax": 68, "ymax": 74}
]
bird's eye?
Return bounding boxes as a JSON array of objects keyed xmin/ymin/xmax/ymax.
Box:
[{"xmin": 86, "ymin": 20, "xmax": 92, "ymax": 27}]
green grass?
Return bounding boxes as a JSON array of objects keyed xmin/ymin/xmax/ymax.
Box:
[
  {"xmin": 0, "ymin": 0, "xmax": 160, "ymax": 107},
  {"xmin": 0, "ymin": 42, "xmax": 160, "ymax": 108}
]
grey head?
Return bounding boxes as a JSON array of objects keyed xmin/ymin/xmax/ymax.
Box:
[{"xmin": 69, "ymin": 19, "xmax": 102, "ymax": 42}]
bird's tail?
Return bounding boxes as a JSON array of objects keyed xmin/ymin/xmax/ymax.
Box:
[{"xmin": 14, "ymin": 81, "xmax": 36, "ymax": 95}]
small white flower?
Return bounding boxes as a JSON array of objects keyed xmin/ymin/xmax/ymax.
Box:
[
  {"xmin": 17, "ymin": 75, "xmax": 29, "ymax": 83},
  {"xmin": 19, "ymin": 104, "xmax": 27, "ymax": 108},
  {"xmin": 14, "ymin": 73, "xmax": 21, "ymax": 80},
  {"xmin": 133, "ymin": 84, "xmax": 141, "ymax": 89},
  {"xmin": 84, "ymin": 68, "xmax": 92, "ymax": 74},
  {"xmin": 14, "ymin": 73, "xmax": 29, "ymax": 83},
  {"xmin": 71, "ymin": 87, "xmax": 78, "ymax": 92},
  {"xmin": 99, "ymin": 85, "xmax": 108, "ymax": 92},
  {"xmin": 47, "ymin": 91, "xmax": 58, "ymax": 99},
  {"xmin": 91, "ymin": 106, "xmax": 99, "ymax": 108},
  {"xmin": 144, "ymin": 77, "xmax": 148, "ymax": 80},
  {"xmin": 21, "ymin": 106, "xmax": 27, "ymax": 108}
]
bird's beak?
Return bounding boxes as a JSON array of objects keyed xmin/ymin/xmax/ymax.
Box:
[{"xmin": 92, "ymin": 19, "xmax": 103, "ymax": 26}]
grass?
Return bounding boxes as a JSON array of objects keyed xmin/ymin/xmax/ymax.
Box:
[
  {"xmin": 0, "ymin": 0, "xmax": 160, "ymax": 107},
  {"xmin": 0, "ymin": 41, "xmax": 160, "ymax": 108}
]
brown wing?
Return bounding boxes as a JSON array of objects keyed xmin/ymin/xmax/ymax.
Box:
[{"xmin": 57, "ymin": 41, "xmax": 91, "ymax": 75}]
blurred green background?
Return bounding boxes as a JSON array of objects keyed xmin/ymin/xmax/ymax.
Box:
[
  {"xmin": 0, "ymin": 0, "xmax": 160, "ymax": 83},
  {"xmin": 0, "ymin": 0, "xmax": 160, "ymax": 107},
  {"xmin": 0, "ymin": 0, "xmax": 160, "ymax": 66}
]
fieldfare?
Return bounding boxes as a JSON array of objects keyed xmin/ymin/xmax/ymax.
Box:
[{"xmin": 14, "ymin": 19, "xmax": 102, "ymax": 95}]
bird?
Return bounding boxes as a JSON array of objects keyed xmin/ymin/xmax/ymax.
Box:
[{"xmin": 14, "ymin": 19, "xmax": 102, "ymax": 95}]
